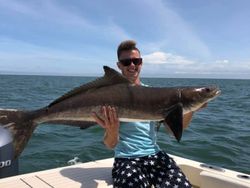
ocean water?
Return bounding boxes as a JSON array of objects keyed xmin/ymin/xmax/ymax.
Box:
[{"xmin": 0, "ymin": 75, "xmax": 249, "ymax": 175}]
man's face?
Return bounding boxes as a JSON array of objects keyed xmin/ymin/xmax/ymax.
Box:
[{"xmin": 117, "ymin": 49, "xmax": 142, "ymax": 83}]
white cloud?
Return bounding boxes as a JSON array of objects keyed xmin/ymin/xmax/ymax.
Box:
[
  {"xmin": 143, "ymin": 51, "xmax": 195, "ymax": 65},
  {"xmin": 141, "ymin": 50, "xmax": 250, "ymax": 79},
  {"xmin": 215, "ymin": 59, "xmax": 230, "ymax": 64}
]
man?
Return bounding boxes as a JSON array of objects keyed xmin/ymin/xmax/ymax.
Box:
[{"xmin": 92, "ymin": 40, "xmax": 194, "ymax": 188}]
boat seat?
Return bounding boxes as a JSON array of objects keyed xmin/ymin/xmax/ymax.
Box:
[{"xmin": 200, "ymin": 171, "xmax": 250, "ymax": 188}]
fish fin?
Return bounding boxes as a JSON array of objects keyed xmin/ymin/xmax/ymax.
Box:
[
  {"xmin": 103, "ymin": 66, "xmax": 131, "ymax": 84},
  {"xmin": 163, "ymin": 103, "xmax": 183, "ymax": 142},
  {"xmin": 0, "ymin": 109, "xmax": 37, "ymax": 158},
  {"xmin": 48, "ymin": 66, "xmax": 130, "ymax": 107},
  {"xmin": 45, "ymin": 120, "xmax": 96, "ymax": 129}
]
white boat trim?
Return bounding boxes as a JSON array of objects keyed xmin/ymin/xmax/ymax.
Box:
[{"xmin": 0, "ymin": 154, "xmax": 249, "ymax": 188}]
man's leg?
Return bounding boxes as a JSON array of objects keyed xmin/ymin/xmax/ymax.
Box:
[
  {"xmin": 112, "ymin": 158, "xmax": 151, "ymax": 188},
  {"xmin": 148, "ymin": 151, "xmax": 192, "ymax": 188}
]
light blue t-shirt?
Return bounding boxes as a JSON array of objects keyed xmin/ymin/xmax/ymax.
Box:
[
  {"xmin": 114, "ymin": 83, "xmax": 160, "ymax": 158},
  {"xmin": 114, "ymin": 121, "xmax": 161, "ymax": 158}
]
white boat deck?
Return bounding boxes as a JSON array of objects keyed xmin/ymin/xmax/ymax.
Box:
[
  {"xmin": 0, "ymin": 158, "xmax": 113, "ymax": 188},
  {"xmin": 0, "ymin": 155, "xmax": 249, "ymax": 188}
]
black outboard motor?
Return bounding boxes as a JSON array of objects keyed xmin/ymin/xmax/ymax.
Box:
[{"xmin": 0, "ymin": 126, "xmax": 18, "ymax": 178}]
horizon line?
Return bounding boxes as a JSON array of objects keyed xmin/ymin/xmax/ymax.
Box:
[{"xmin": 0, "ymin": 71, "xmax": 249, "ymax": 80}]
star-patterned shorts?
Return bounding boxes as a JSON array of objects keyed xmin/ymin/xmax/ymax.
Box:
[{"xmin": 112, "ymin": 151, "xmax": 192, "ymax": 188}]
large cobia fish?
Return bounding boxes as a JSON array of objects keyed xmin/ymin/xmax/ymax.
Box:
[{"xmin": 0, "ymin": 66, "xmax": 221, "ymax": 158}]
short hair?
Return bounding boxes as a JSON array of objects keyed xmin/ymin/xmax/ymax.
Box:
[{"xmin": 117, "ymin": 40, "xmax": 140, "ymax": 60}]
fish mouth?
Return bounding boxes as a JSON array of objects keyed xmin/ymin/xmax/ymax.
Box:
[
  {"xmin": 213, "ymin": 86, "xmax": 221, "ymax": 97},
  {"xmin": 215, "ymin": 89, "xmax": 221, "ymax": 96},
  {"xmin": 206, "ymin": 87, "xmax": 221, "ymax": 102},
  {"xmin": 206, "ymin": 85, "xmax": 221, "ymax": 97}
]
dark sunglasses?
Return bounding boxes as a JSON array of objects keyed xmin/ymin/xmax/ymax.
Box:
[{"xmin": 119, "ymin": 58, "xmax": 142, "ymax": 66}]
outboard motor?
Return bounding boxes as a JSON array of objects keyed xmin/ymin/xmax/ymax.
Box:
[{"xmin": 0, "ymin": 126, "xmax": 18, "ymax": 178}]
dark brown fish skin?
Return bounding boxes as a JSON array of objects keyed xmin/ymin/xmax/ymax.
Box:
[
  {"xmin": 38, "ymin": 85, "xmax": 219, "ymax": 122},
  {"xmin": 0, "ymin": 66, "xmax": 221, "ymax": 158}
]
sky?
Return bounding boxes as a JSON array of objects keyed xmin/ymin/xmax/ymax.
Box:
[{"xmin": 0, "ymin": 0, "xmax": 250, "ymax": 79}]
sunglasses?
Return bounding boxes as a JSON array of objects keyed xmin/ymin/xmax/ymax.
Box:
[{"xmin": 119, "ymin": 58, "xmax": 143, "ymax": 66}]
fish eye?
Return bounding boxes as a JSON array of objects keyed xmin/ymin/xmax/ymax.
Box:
[{"xmin": 205, "ymin": 88, "xmax": 211, "ymax": 92}]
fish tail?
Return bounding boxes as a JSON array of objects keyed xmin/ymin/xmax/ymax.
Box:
[{"xmin": 0, "ymin": 109, "xmax": 37, "ymax": 158}]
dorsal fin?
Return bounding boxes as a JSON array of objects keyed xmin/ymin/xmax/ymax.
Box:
[
  {"xmin": 102, "ymin": 66, "xmax": 130, "ymax": 84},
  {"xmin": 48, "ymin": 66, "xmax": 130, "ymax": 107}
]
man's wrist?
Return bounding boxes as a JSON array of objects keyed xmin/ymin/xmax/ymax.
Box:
[{"xmin": 104, "ymin": 131, "xmax": 119, "ymax": 149}]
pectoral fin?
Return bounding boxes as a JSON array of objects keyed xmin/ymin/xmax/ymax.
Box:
[{"xmin": 163, "ymin": 103, "xmax": 183, "ymax": 142}]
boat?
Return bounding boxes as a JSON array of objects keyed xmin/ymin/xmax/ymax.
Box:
[{"xmin": 0, "ymin": 154, "xmax": 249, "ymax": 188}]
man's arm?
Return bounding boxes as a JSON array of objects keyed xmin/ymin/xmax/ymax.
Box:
[
  {"xmin": 183, "ymin": 103, "xmax": 208, "ymax": 129},
  {"xmin": 183, "ymin": 111, "xmax": 193, "ymax": 129},
  {"xmin": 92, "ymin": 106, "xmax": 119, "ymax": 149}
]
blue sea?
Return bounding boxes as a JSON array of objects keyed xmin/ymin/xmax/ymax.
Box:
[{"xmin": 0, "ymin": 75, "xmax": 249, "ymax": 175}]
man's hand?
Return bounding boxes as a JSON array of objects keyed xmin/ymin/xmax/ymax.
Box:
[{"xmin": 92, "ymin": 106, "xmax": 120, "ymax": 149}]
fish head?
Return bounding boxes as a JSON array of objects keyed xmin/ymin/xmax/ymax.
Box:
[{"xmin": 181, "ymin": 85, "xmax": 221, "ymax": 112}]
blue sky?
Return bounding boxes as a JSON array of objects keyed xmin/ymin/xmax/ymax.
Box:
[{"xmin": 0, "ymin": 0, "xmax": 250, "ymax": 79}]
